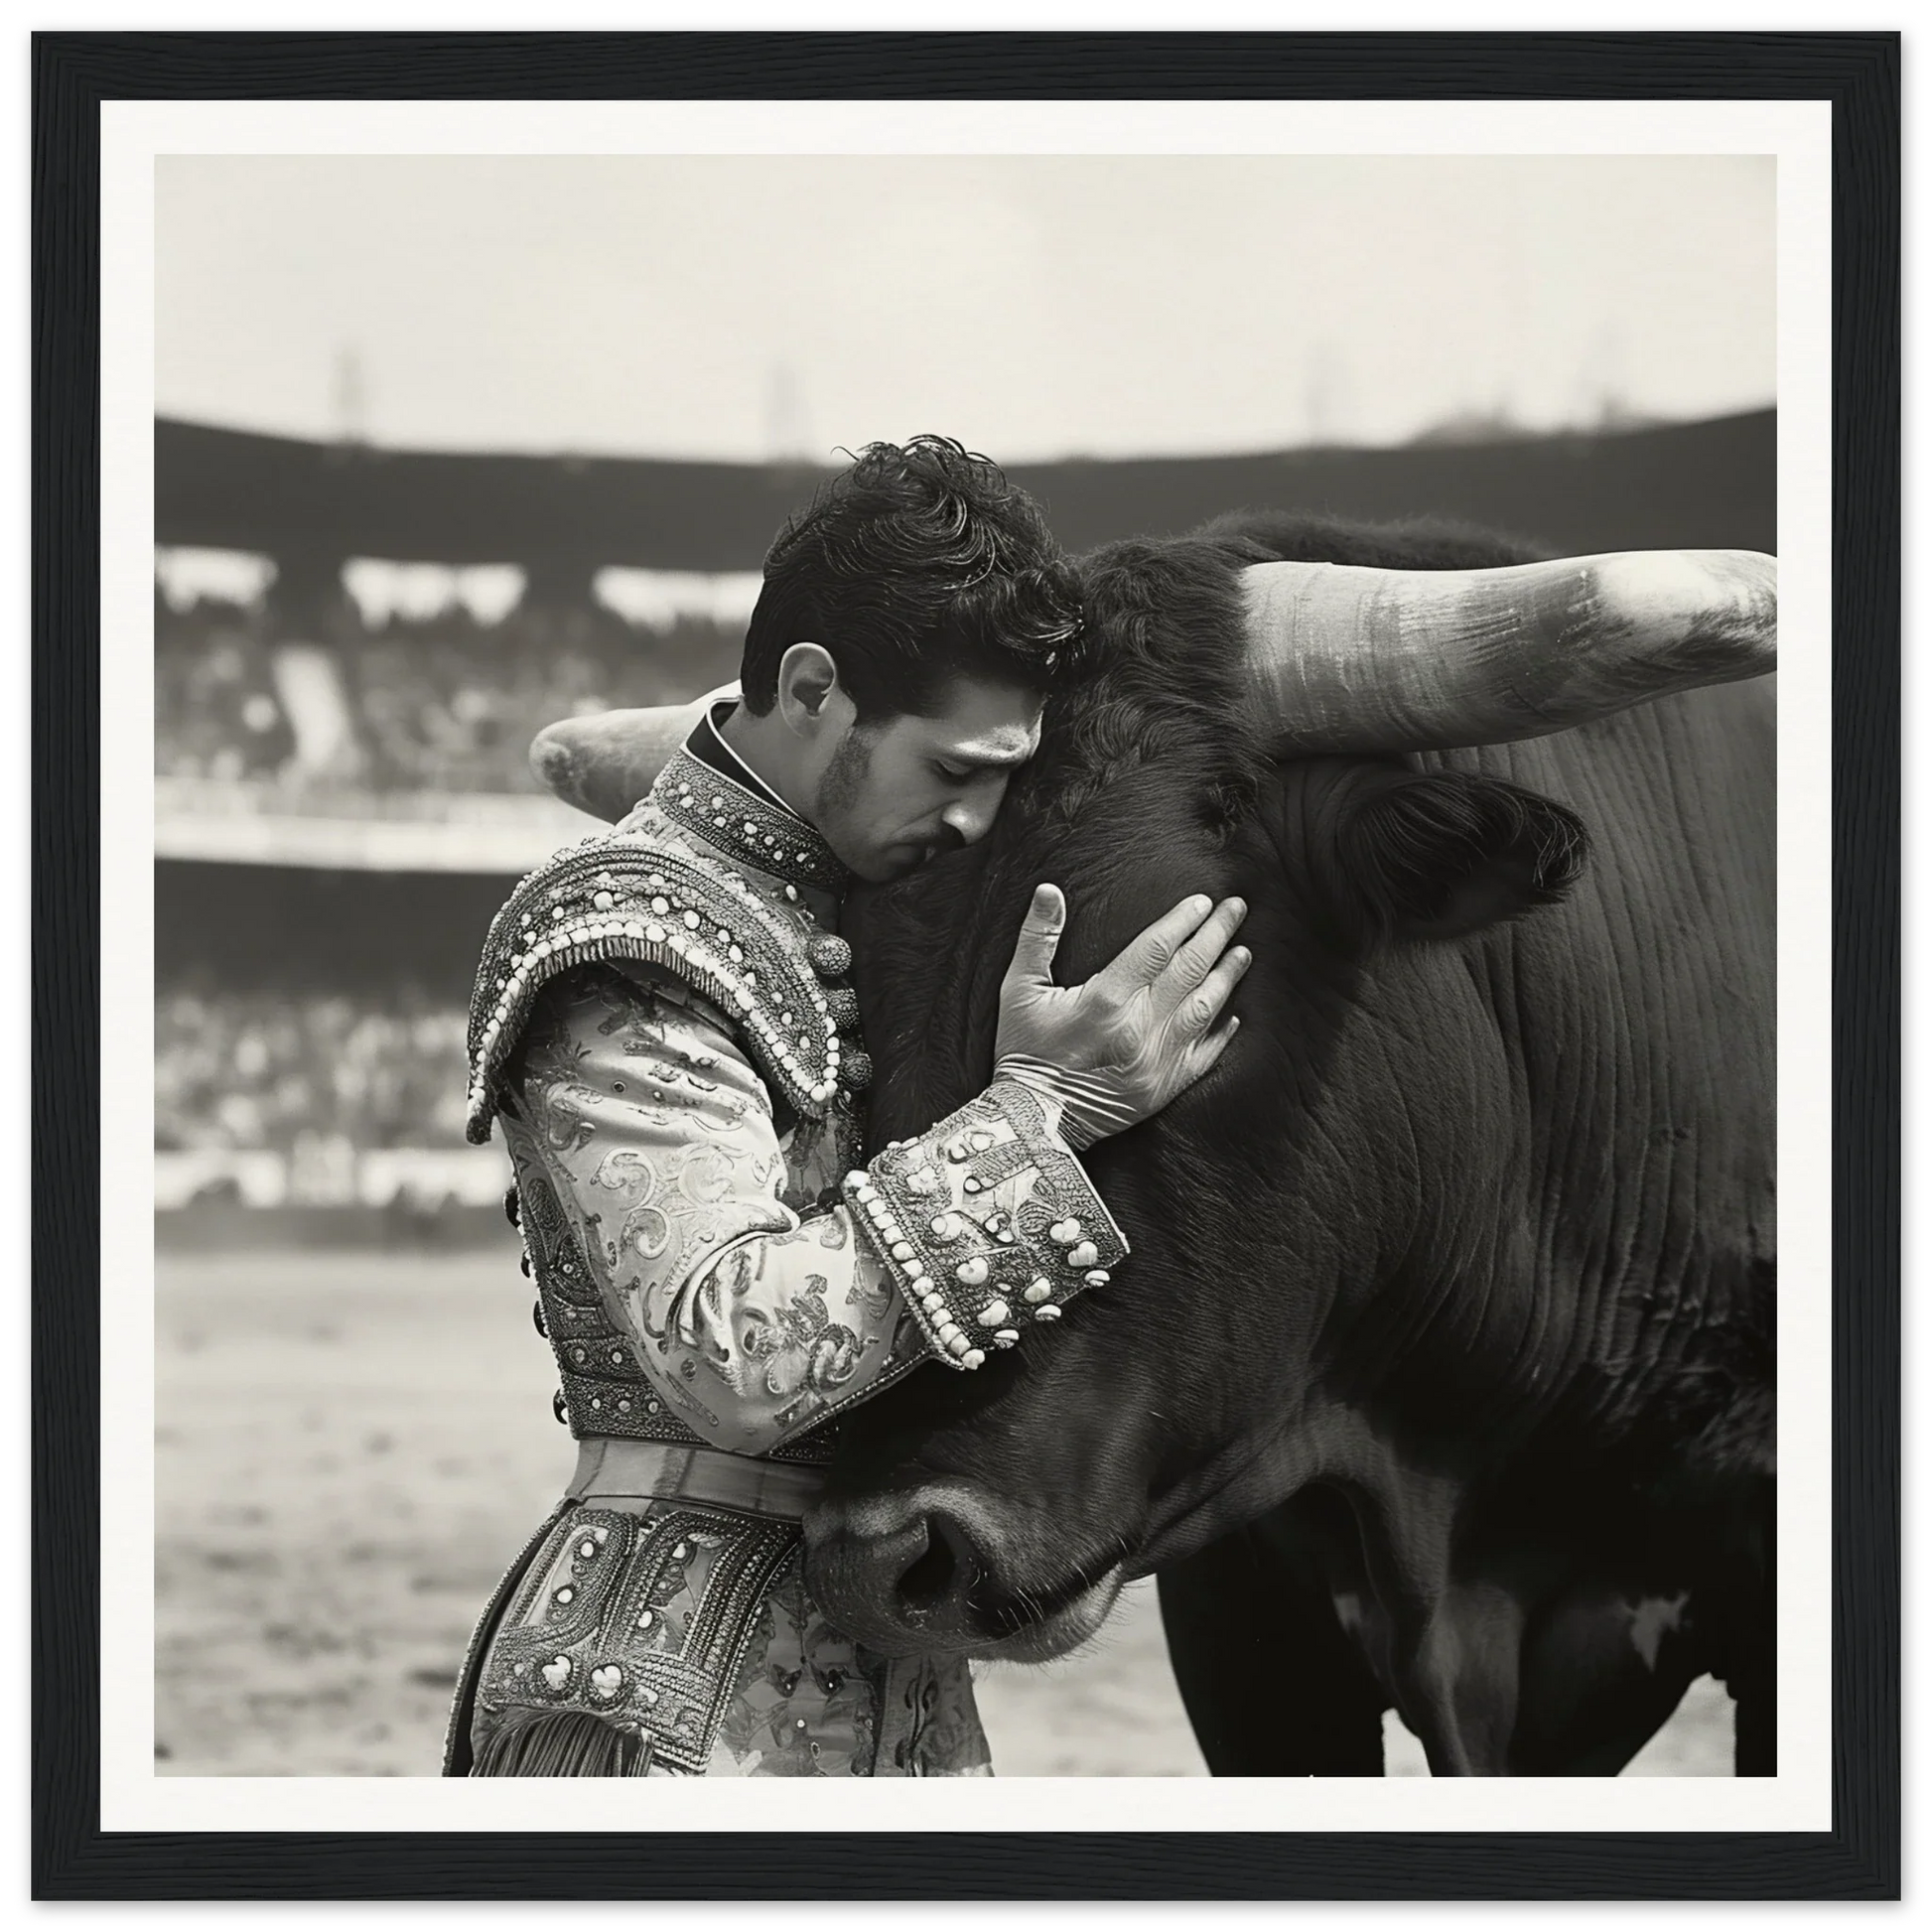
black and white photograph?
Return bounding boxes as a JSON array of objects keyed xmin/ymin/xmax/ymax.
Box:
[
  {"xmin": 141, "ymin": 134, "xmax": 1795, "ymax": 1788},
  {"xmin": 42, "ymin": 44, "xmax": 1893, "ymax": 1894}
]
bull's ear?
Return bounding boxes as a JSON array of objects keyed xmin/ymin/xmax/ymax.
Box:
[{"xmin": 1333, "ymin": 770, "xmax": 1587, "ymax": 943}]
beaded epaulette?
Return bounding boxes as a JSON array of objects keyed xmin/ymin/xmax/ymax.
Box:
[{"xmin": 466, "ymin": 832, "xmax": 855, "ymax": 1143}]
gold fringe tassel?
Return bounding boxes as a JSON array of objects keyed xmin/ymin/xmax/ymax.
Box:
[{"xmin": 469, "ymin": 1711, "xmax": 656, "ymax": 1778}]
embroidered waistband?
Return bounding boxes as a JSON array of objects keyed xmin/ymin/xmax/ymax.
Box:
[{"xmin": 567, "ymin": 1436, "xmax": 830, "ymax": 1521}]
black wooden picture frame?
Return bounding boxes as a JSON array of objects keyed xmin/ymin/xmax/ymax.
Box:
[{"xmin": 32, "ymin": 30, "xmax": 1899, "ymax": 1900}]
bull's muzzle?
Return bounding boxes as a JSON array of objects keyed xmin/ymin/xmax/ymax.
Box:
[{"xmin": 805, "ymin": 1484, "xmax": 1124, "ymax": 1662}]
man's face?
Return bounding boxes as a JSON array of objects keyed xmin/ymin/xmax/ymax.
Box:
[{"xmin": 809, "ymin": 678, "xmax": 1043, "ymax": 885}]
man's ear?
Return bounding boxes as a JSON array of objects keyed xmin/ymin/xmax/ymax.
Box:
[
  {"xmin": 775, "ymin": 642, "xmax": 840, "ymax": 730},
  {"xmin": 1332, "ymin": 769, "xmax": 1588, "ymax": 943}
]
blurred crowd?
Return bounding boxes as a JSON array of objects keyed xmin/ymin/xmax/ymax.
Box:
[
  {"xmin": 154, "ymin": 602, "xmax": 297, "ymax": 782},
  {"xmin": 155, "ymin": 590, "xmax": 740, "ymax": 794},
  {"xmin": 153, "ymin": 565, "xmax": 749, "ymax": 1167},
  {"xmin": 155, "ymin": 981, "xmax": 472, "ymax": 1152}
]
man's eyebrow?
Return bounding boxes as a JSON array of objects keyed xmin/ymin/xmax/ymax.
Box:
[{"xmin": 938, "ymin": 739, "xmax": 1037, "ymax": 771}]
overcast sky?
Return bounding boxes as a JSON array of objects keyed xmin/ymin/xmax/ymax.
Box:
[{"xmin": 156, "ymin": 153, "xmax": 1774, "ymax": 464}]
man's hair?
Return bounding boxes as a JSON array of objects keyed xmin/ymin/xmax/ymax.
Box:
[{"xmin": 740, "ymin": 436, "xmax": 1087, "ymax": 721}]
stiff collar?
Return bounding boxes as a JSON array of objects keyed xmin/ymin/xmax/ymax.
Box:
[{"xmin": 654, "ymin": 702, "xmax": 850, "ymax": 894}]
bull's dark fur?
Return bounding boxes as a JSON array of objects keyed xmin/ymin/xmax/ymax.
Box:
[{"xmin": 810, "ymin": 508, "xmax": 1774, "ymax": 1778}]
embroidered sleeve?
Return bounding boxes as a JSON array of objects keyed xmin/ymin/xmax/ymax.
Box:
[
  {"xmin": 504, "ymin": 963, "xmax": 927, "ymax": 1454},
  {"xmin": 841, "ymin": 1081, "xmax": 1130, "ymax": 1371}
]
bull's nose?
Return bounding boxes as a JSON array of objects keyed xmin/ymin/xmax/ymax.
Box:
[
  {"xmin": 806, "ymin": 1492, "xmax": 993, "ymax": 1654},
  {"xmin": 893, "ymin": 1509, "xmax": 985, "ymax": 1615}
]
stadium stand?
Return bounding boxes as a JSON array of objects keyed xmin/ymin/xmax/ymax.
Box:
[
  {"xmin": 154, "ymin": 591, "xmax": 296, "ymax": 783},
  {"xmin": 156, "ymin": 580, "xmax": 741, "ymax": 796},
  {"xmin": 155, "ymin": 980, "xmax": 471, "ymax": 1155}
]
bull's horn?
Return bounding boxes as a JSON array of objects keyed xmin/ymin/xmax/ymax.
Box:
[
  {"xmin": 1239, "ymin": 549, "xmax": 1776, "ymax": 755},
  {"xmin": 531, "ymin": 682, "xmax": 739, "ymax": 823}
]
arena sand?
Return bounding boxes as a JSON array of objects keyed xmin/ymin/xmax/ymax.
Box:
[{"xmin": 155, "ymin": 1249, "xmax": 1732, "ymax": 1777}]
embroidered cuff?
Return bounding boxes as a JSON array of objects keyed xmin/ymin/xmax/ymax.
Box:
[{"xmin": 841, "ymin": 1079, "xmax": 1130, "ymax": 1371}]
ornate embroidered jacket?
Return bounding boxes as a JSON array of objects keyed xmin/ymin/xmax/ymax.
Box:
[{"xmin": 444, "ymin": 709, "xmax": 1127, "ymax": 1778}]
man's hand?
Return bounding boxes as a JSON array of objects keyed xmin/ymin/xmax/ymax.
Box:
[{"xmin": 991, "ymin": 884, "xmax": 1251, "ymax": 1149}]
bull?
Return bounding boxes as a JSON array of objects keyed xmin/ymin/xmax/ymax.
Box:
[{"xmin": 540, "ymin": 510, "xmax": 1775, "ymax": 1777}]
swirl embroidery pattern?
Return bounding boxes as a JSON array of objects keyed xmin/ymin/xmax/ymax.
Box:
[{"xmin": 507, "ymin": 962, "xmax": 917, "ymax": 1455}]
